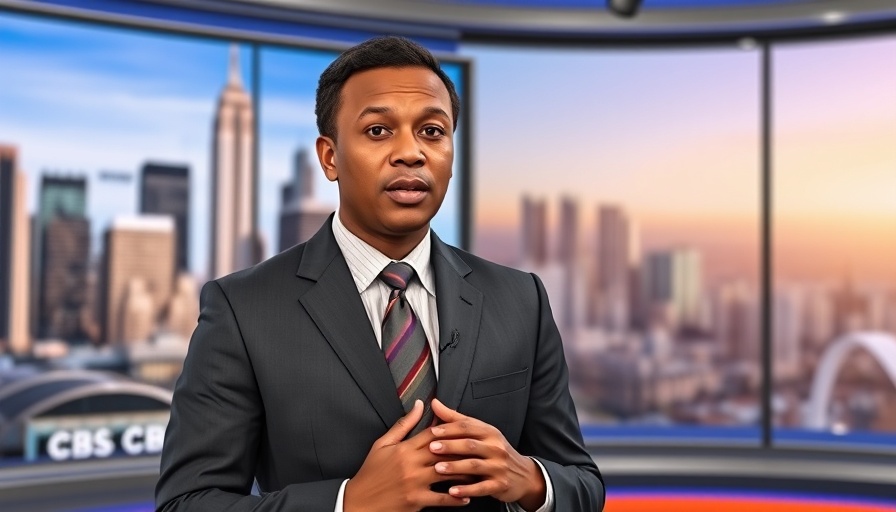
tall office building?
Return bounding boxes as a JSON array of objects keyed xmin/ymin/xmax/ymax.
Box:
[
  {"xmin": 140, "ymin": 162, "xmax": 190, "ymax": 272},
  {"xmin": 278, "ymin": 148, "xmax": 334, "ymax": 251},
  {"xmin": 832, "ymin": 274, "xmax": 870, "ymax": 336},
  {"xmin": 40, "ymin": 215, "xmax": 91, "ymax": 341},
  {"xmin": 210, "ymin": 45, "xmax": 257, "ymax": 279},
  {"xmin": 0, "ymin": 145, "xmax": 31, "ymax": 354},
  {"xmin": 712, "ymin": 280, "xmax": 759, "ymax": 362},
  {"xmin": 166, "ymin": 273, "xmax": 200, "ymax": 340},
  {"xmin": 774, "ymin": 287, "xmax": 803, "ymax": 380},
  {"xmin": 803, "ymin": 286, "xmax": 835, "ymax": 352},
  {"xmin": 101, "ymin": 216, "xmax": 175, "ymax": 344},
  {"xmin": 521, "ymin": 196, "xmax": 547, "ymax": 266},
  {"xmin": 595, "ymin": 205, "xmax": 637, "ymax": 331},
  {"xmin": 557, "ymin": 196, "xmax": 579, "ymax": 331},
  {"xmin": 32, "ymin": 175, "xmax": 87, "ymax": 337},
  {"xmin": 643, "ymin": 248, "xmax": 703, "ymax": 330}
]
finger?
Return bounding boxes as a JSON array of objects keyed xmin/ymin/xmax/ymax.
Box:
[
  {"xmin": 419, "ymin": 490, "xmax": 471, "ymax": 508},
  {"xmin": 431, "ymin": 398, "xmax": 466, "ymax": 423},
  {"xmin": 446, "ymin": 480, "xmax": 503, "ymax": 499},
  {"xmin": 405, "ymin": 419, "xmax": 440, "ymax": 448},
  {"xmin": 429, "ymin": 438, "xmax": 493, "ymax": 458},
  {"xmin": 377, "ymin": 400, "xmax": 423, "ymax": 447},
  {"xmin": 433, "ymin": 458, "xmax": 494, "ymax": 477},
  {"xmin": 430, "ymin": 417, "xmax": 492, "ymax": 440}
]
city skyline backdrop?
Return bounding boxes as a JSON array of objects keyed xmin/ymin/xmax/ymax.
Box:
[
  {"xmin": 465, "ymin": 37, "xmax": 896, "ymax": 287},
  {"xmin": 2, "ymin": 9, "xmax": 896, "ymax": 442},
  {"xmin": 0, "ymin": 11, "xmax": 466, "ymax": 280}
]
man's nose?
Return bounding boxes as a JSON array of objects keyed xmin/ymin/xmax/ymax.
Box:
[{"xmin": 390, "ymin": 130, "xmax": 425, "ymax": 168}]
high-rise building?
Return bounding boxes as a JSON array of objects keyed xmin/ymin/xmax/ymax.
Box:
[
  {"xmin": 140, "ymin": 162, "xmax": 190, "ymax": 272},
  {"xmin": 803, "ymin": 285, "xmax": 835, "ymax": 352},
  {"xmin": 594, "ymin": 205, "xmax": 637, "ymax": 331},
  {"xmin": 210, "ymin": 45, "xmax": 257, "ymax": 279},
  {"xmin": 521, "ymin": 196, "xmax": 547, "ymax": 266},
  {"xmin": 832, "ymin": 273, "xmax": 870, "ymax": 336},
  {"xmin": 31, "ymin": 174, "xmax": 87, "ymax": 337},
  {"xmin": 101, "ymin": 216, "xmax": 175, "ymax": 344},
  {"xmin": 774, "ymin": 287, "xmax": 803, "ymax": 380},
  {"xmin": 166, "ymin": 273, "xmax": 200, "ymax": 340},
  {"xmin": 0, "ymin": 145, "xmax": 31, "ymax": 354},
  {"xmin": 39, "ymin": 215, "xmax": 90, "ymax": 341},
  {"xmin": 557, "ymin": 196, "xmax": 579, "ymax": 331},
  {"xmin": 643, "ymin": 248, "xmax": 703, "ymax": 330},
  {"xmin": 712, "ymin": 280, "xmax": 759, "ymax": 362},
  {"xmin": 278, "ymin": 148, "xmax": 334, "ymax": 251}
]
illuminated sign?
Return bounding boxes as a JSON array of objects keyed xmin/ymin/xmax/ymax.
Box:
[{"xmin": 24, "ymin": 411, "xmax": 169, "ymax": 462}]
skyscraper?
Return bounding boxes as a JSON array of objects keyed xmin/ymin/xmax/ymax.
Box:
[
  {"xmin": 643, "ymin": 248, "xmax": 703, "ymax": 330},
  {"xmin": 40, "ymin": 215, "xmax": 90, "ymax": 341},
  {"xmin": 34, "ymin": 175, "xmax": 88, "ymax": 340},
  {"xmin": 521, "ymin": 196, "xmax": 547, "ymax": 266},
  {"xmin": 210, "ymin": 45, "xmax": 257, "ymax": 279},
  {"xmin": 101, "ymin": 216, "xmax": 175, "ymax": 344},
  {"xmin": 140, "ymin": 162, "xmax": 190, "ymax": 272},
  {"xmin": 774, "ymin": 287, "xmax": 803, "ymax": 380},
  {"xmin": 595, "ymin": 205, "xmax": 636, "ymax": 331},
  {"xmin": 0, "ymin": 145, "xmax": 31, "ymax": 354},
  {"xmin": 712, "ymin": 280, "xmax": 759, "ymax": 362},
  {"xmin": 557, "ymin": 196, "xmax": 579, "ymax": 331},
  {"xmin": 278, "ymin": 148, "xmax": 334, "ymax": 252}
]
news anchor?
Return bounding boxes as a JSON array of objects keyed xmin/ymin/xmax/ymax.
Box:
[{"xmin": 155, "ymin": 36, "xmax": 604, "ymax": 512}]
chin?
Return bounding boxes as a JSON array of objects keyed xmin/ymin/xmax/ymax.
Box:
[{"xmin": 383, "ymin": 208, "xmax": 435, "ymax": 234}]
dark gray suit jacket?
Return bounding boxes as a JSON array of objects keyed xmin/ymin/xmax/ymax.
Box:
[{"xmin": 155, "ymin": 219, "xmax": 604, "ymax": 511}]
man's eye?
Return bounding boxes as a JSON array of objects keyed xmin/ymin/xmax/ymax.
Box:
[
  {"xmin": 421, "ymin": 126, "xmax": 445, "ymax": 137},
  {"xmin": 367, "ymin": 126, "xmax": 388, "ymax": 137}
]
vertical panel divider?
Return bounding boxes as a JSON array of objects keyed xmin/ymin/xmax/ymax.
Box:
[
  {"xmin": 761, "ymin": 40, "xmax": 774, "ymax": 449},
  {"xmin": 252, "ymin": 42, "xmax": 261, "ymax": 263}
]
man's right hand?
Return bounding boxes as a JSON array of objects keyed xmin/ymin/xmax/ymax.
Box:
[{"xmin": 344, "ymin": 400, "xmax": 471, "ymax": 512}]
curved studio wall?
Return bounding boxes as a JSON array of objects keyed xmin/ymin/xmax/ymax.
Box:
[{"xmin": 2, "ymin": 0, "xmax": 896, "ymax": 468}]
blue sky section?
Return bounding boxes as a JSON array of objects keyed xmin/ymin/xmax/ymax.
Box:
[{"xmin": 0, "ymin": 11, "xmax": 250, "ymax": 276}]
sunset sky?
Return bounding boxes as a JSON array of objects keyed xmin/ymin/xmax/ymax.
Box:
[{"xmin": 463, "ymin": 36, "xmax": 896, "ymax": 286}]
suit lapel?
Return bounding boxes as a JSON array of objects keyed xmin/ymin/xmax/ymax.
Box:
[
  {"xmin": 296, "ymin": 218, "xmax": 404, "ymax": 429},
  {"xmin": 431, "ymin": 234, "xmax": 482, "ymax": 412}
]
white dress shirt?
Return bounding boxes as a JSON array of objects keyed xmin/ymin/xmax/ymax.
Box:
[{"xmin": 330, "ymin": 213, "xmax": 553, "ymax": 512}]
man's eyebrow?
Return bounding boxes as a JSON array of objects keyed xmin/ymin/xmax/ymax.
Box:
[
  {"xmin": 422, "ymin": 107, "xmax": 451, "ymax": 121},
  {"xmin": 358, "ymin": 106, "xmax": 391, "ymax": 120},
  {"xmin": 356, "ymin": 106, "xmax": 451, "ymax": 121}
]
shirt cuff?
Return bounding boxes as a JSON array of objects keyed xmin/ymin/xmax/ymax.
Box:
[
  {"xmin": 505, "ymin": 457, "xmax": 554, "ymax": 512},
  {"xmin": 334, "ymin": 479, "xmax": 349, "ymax": 512}
]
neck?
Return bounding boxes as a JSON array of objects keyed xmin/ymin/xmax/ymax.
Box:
[{"xmin": 339, "ymin": 215, "xmax": 428, "ymax": 261}]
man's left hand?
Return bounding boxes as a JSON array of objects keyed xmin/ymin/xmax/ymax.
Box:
[{"xmin": 428, "ymin": 399, "xmax": 547, "ymax": 511}]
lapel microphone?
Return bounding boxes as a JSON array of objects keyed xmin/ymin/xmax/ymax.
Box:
[{"xmin": 440, "ymin": 329, "xmax": 460, "ymax": 353}]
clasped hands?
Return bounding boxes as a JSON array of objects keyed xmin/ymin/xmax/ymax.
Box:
[{"xmin": 345, "ymin": 399, "xmax": 546, "ymax": 512}]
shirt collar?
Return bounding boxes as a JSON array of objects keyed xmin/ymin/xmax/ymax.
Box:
[{"xmin": 331, "ymin": 210, "xmax": 435, "ymax": 297}]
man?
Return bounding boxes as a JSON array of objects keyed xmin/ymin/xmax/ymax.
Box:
[{"xmin": 156, "ymin": 36, "xmax": 604, "ymax": 512}]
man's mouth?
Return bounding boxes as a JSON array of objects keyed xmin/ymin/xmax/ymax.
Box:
[{"xmin": 385, "ymin": 178, "xmax": 430, "ymax": 205}]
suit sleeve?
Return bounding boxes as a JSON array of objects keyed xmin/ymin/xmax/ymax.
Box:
[
  {"xmin": 519, "ymin": 273, "xmax": 606, "ymax": 511},
  {"xmin": 155, "ymin": 280, "xmax": 344, "ymax": 512}
]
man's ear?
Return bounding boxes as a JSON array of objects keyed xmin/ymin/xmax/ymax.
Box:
[{"xmin": 316, "ymin": 136, "xmax": 338, "ymax": 182}]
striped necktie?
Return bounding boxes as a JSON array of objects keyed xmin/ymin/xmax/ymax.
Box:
[{"xmin": 378, "ymin": 262, "xmax": 436, "ymax": 436}]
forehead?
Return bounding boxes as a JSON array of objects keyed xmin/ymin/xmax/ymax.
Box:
[{"xmin": 339, "ymin": 66, "xmax": 451, "ymax": 114}]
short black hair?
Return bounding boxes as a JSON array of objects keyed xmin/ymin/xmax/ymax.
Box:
[{"xmin": 315, "ymin": 36, "xmax": 461, "ymax": 140}]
